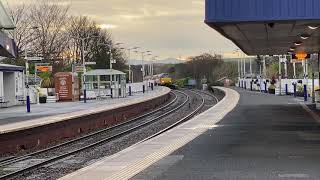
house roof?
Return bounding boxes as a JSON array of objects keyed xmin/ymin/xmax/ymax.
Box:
[{"xmin": 0, "ymin": 2, "xmax": 14, "ymax": 29}]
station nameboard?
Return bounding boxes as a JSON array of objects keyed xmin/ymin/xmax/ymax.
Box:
[
  {"xmin": 26, "ymin": 57, "xmax": 43, "ymax": 61},
  {"xmin": 36, "ymin": 66, "xmax": 52, "ymax": 72},
  {"xmin": 292, "ymin": 53, "xmax": 310, "ymax": 60}
]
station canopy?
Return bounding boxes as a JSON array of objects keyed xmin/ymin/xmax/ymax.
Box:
[
  {"xmin": 0, "ymin": 32, "xmax": 17, "ymax": 58},
  {"xmin": 205, "ymin": 0, "xmax": 320, "ymax": 55},
  {"xmin": 0, "ymin": 2, "xmax": 16, "ymax": 58},
  {"xmin": 85, "ymin": 69, "xmax": 126, "ymax": 76},
  {"xmin": 0, "ymin": 63, "xmax": 24, "ymax": 72}
]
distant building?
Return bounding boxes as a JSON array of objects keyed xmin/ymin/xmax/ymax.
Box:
[{"xmin": 217, "ymin": 77, "xmax": 233, "ymax": 87}]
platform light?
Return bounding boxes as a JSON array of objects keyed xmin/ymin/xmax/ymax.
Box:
[
  {"xmin": 300, "ymin": 34, "xmax": 310, "ymax": 40},
  {"xmin": 294, "ymin": 41, "xmax": 302, "ymax": 46},
  {"xmin": 308, "ymin": 25, "xmax": 319, "ymax": 30}
]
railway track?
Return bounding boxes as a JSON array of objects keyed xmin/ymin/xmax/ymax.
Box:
[
  {"xmin": 0, "ymin": 91, "xmax": 180, "ymax": 167},
  {"xmin": 0, "ymin": 89, "xmax": 220, "ymax": 180}
]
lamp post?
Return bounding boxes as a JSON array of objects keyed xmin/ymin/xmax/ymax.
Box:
[
  {"xmin": 133, "ymin": 50, "xmax": 140, "ymax": 82},
  {"xmin": 71, "ymin": 35, "xmax": 100, "ymax": 103},
  {"xmin": 152, "ymin": 56, "xmax": 158, "ymax": 76},
  {"xmin": 146, "ymin": 53, "xmax": 152, "ymax": 77},
  {"xmin": 23, "ymin": 26, "xmax": 39, "ymax": 113},
  {"xmin": 99, "ymin": 42, "xmax": 123, "ymax": 70},
  {"xmin": 128, "ymin": 47, "xmax": 139, "ymax": 83},
  {"xmin": 233, "ymin": 49, "xmax": 242, "ymax": 88},
  {"xmin": 112, "ymin": 43, "xmax": 124, "ymax": 69},
  {"xmin": 138, "ymin": 50, "xmax": 151, "ymax": 82},
  {"xmin": 25, "ymin": 50, "xmax": 31, "ymax": 113},
  {"xmin": 120, "ymin": 46, "xmax": 139, "ymax": 83},
  {"xmin": 233, "ymin": 50, "xmax": 241, "ymax": 79}
]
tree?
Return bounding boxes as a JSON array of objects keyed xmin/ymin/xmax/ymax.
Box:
[
  {"xmin": 28, "ymin": 0, "xmax": 70, "ymax": 62},
  {"xmin": 7, "ymin": 3, "xmax": 37, "ymax": 57},
  {"xmin": 6, "ymin": 1, "xmax": 128, "ymax": 74},
  {"xmin": 66, "ymin": 16, "xmax": 127, "ymax": 72},
  {"xmin": 167, "ymin": 53, "xmax": 225, "ymax": 85}
]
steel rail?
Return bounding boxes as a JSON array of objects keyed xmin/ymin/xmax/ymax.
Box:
[
  {"xmin": 0, "ymin": 92, "xmax": 179, "ymax": 167},
  {"xmin": 0, "ymin": 91, "xmax": 191, "ymax": 180}
]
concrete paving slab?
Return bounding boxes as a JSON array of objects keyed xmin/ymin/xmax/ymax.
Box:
[{"xmin": 131, "ymin": 88, "xmax": 320, "ymax": 180}]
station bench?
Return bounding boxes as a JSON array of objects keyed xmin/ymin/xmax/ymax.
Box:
[
  {"xmin": 0, "ymin": 96, "xmax": 9, "ymax": 108},
  {"xmin": 16, "ymin": 95, "xmax": 27, "ymax": 104}
]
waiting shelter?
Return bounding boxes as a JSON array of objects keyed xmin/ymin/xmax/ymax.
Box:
[
  {"xmin": 84, "ymin": 69, "xmax": 126, "ymax": 99},
  {"xmin": 0, "ymin": 64, "xmax": 25, "ymax": 107}
]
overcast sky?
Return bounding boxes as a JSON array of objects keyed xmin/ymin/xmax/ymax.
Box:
[{"xmin": 7, "ymin": 0, "xmax": 238, "ymax": 60}]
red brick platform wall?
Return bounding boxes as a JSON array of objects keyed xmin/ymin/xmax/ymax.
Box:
[{"xmin": 0, "ymin": 94, "xmax": 170, "ymax": 154}]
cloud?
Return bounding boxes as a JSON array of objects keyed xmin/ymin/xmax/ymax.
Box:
[
  {"xmin": 7, "ymin": 0, "xmax": 237, "ymax": 59},
  {"xmin": 99, "ymin": 24, "xmax": 118, "ymax": 30}
]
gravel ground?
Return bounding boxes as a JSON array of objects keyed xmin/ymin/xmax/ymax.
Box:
[{"xmin": 5, "ymin": 89, "xmax": 223, "ymax": 180}]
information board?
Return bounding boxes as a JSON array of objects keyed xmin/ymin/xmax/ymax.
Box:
[{"xmin": 54, "ymin": 72, "xmax": 73, "ymax": 101}]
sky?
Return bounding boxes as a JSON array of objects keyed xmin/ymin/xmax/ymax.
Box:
[{"xmin": 6, "ymin": 0, "xmax": 238, "ymax": 60}]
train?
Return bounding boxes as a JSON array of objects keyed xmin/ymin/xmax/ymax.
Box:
[{"xmin": 153, "ymin": 73, "xmax": 173, "ymax": 86}]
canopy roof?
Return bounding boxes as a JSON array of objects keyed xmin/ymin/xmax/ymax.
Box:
[
  {"xmin": 0, "ymin": 2, "xmax": 16, "ymax": 58},
  {"xmin": 85, "ymin": 69, "xmax": 126, "ymax": 76},
  {"xmin": 0, "ymin": 32, "xmax": 17, "ymax": 58},
  {"xmin": 0, "ymin": 2, "xmax": 14, "ymax": 29},
  {"xmin": 0, "ymin": 63, "xmax": 24, "ymax": 72},
  {"xmin": 205, "ymin": 0, "xmax": 320, "ymax": 55}
]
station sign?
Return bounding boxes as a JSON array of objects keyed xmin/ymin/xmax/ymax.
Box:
[
  {"xmin": 36, "ymin": 65, "xmax": 52, "ymax": 72},
  {"xmin": 291, "ymin": 59, "xmax": 303, "ymax": 63},
  {"xmin": 26, "ymin": 57, "xmax": 43, "ymax": 61},
  {"xmin": 75, "ymin": 66, "xmax": 84, "ymax": 73},
  {"xmin": 292, "ymin": 53, "xmax": 310, "ymax": 60}
]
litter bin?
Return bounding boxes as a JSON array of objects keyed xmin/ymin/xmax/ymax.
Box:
[
  {"xmin": 315, "ymin": 87, "xmax": 320, "ymax": 102},
  {"xmin": 315, "ymin": 88, "xmax": 320, "ymax": 110}
]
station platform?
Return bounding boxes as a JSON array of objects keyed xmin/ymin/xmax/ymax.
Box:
[
  {"xmin": 0, "ymin": 86, "xmax": 170, "ymax": 134},
  {"xmin": 59, "ymin": 87, "xmax": 239, "ymax": 180},
  {"xmin": 61, "ymin": 87, "xmax": 320, "ymax": 180}
]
